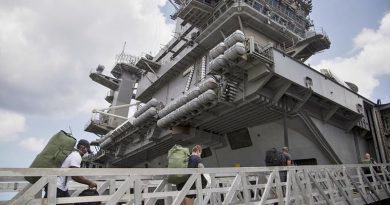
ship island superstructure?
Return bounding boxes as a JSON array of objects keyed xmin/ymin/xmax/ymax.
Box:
[
  {"xmin": 84, "ymin": 0, "xmax": 390, "ymax": 169},
  {"xmin": 3, "ymin": 1, "xmax": 390, "ymax": 204}
]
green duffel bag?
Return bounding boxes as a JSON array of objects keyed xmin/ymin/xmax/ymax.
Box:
[
  {"xmin": 25, "ymin": 130, "xmax": 77, "ymax": 184},
  {"xmin": 167, "ymin": 145, "xmax": 190, "ymax": 184}
]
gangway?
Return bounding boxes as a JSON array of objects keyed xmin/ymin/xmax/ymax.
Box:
[{"xmin": 1, "ymin": 164, "xmax": 390, "ymax": 205}]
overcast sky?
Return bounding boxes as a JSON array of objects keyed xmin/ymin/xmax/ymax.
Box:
[{"xmin": 0, "ymin": 0, "xmax": 389, "ymax": 170}]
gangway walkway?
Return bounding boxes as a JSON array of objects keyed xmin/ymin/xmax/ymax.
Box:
[{"xmin": 1, "ymin": 164, "xmax": 390, "ymax": 205}]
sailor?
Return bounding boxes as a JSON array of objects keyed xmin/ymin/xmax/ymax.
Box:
[
  {"xmin": 282, "ymin": 147, "xmax": 292, "ymax": 166},
  {"xmin": 45, "ymin": 139, "xmax": 97, "ymax": 200},
  {"xmin": 362, "ymin": 153, "xmax": 375, "ymax": 164},
  {"xmin": 362, "ymin": 153, "xmax": 375, "ymax": 182},
  {"xmin": 176, "ymin": 144, "xmax": 206, "ymax": 205}
]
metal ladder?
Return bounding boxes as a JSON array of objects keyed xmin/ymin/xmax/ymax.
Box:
[{"xmin": 1, "ymin": 164, "xmax": 390, "ymax": 205}]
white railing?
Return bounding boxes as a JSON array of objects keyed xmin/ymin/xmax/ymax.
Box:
[{"xmin": 1, "ymin": 164, "xmax": 390, "ymax": 205}]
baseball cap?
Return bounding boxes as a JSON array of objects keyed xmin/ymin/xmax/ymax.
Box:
[{"xmin": 77, "ymin": 139, "xmax": 91, "ymax": 154}]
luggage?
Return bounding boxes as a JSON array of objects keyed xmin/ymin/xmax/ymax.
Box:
[
  {"xmin": 75, "ymin": 189, "xmax": 101, "ymax": 205},
  {"xmin": 265, "ymin": 148, "xmax": 286, "ymax": 166},
  {"xmin": 25, "ymin": 130, "xmax": 77, "ymax": 184},
  {"xmin": 167, "ymin": 145, "xmax": 190, "ymax": 184}
]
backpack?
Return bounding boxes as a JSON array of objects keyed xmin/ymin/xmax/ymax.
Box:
[
  {"xmin": 265, "ymin": 148, "xmax": 286, "ymax": 166},
  {"xmin": 75, "ymin": 189, "xmax": 101, "ymax": 205},
  {"xmin": 167, "ymin": 145, "xmax": 190, "ymax": 184},
  {"xmin": 25, "ymin": 130, "xmax": 77, "ymax": 184}
]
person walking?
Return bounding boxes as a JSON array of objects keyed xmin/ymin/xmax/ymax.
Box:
[
  {"xmin": 282, "ymin": 147, "xmax": 292, "ymax": 166},
  {"xmin": 45, "ymin": 139, "xmax": 97, "ymax": 202},
  {"xmin": 176, "ymin": 144, "xmax": 206, "ymax": 205}
]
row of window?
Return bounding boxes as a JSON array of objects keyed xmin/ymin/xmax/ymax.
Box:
[{"xmin": 244, "ymin": 0, "xmax": 306, "ymax": 37}]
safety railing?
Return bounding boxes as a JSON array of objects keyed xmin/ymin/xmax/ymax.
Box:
[{"xmin": 1, "ymin": 163, "xmax": 390, "ymax": 205}]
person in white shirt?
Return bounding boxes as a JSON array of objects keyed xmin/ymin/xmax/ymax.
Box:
[{"xmin": 45, "ymin": 139, "xmax": 97, "ymax": 200}]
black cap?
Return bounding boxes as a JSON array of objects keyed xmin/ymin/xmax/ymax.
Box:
[{"xmin": 77, "ymin": 139, "xmax": 91, "ymax": 154}]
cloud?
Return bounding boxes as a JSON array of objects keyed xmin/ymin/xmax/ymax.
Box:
[
  {"xmin": 313, "ymin": 12, "xmax": 390, "ymax": 99},
  {"xmin": 0, "ymin": 110, "xmax": 26, "ymax": 142},
  {"xmin": 0, "ymin": 0, "xmax": 175, "ymax": 117},
  {"xmin": 18, "ymin": 137, "xmax": 48, "ymax": 152}
]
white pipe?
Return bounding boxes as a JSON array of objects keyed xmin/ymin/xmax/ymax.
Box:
[
  {"xmin": 100, "ymin": 138, "xmax": 112, "ymax": 148},
  {"xmin": 98, "ymin": 118, "xmax": 132, "ymax": 144},
  {"xmin": 156, "ymin": 90, "xmax": 217, "ymax": 128},
  {"xmin": 133, "ymin": 98, "xmax": 158, "ymax": 118},
  {"xmin": 92, "ymin": 110, "xmax": 129, "ymax": 120},
  {"xmin": 199, "ymin": 78, "xmax": 218, "ymax": 93},
  {"xmin": 223, "ymin": 42, "xmax": 246, "ymax": 61},
  {"xmin": 198, "ymin": 90, "xmax": 218, "ymax": 109},
  {"xmin": 98, "ymin": 130, "xmax": 113, "ymax": 143},
  {"xmin": 133, "ymin": 107, "xmax": 157, "ymax": 127},
  {"xmin": 183, "ymin": 98, "xmax": 202, "ymax": 116},
  {"xmin": 186, "ymin": 87, "xmax": 201, "ymax": 102},
  {"xmin": 224, "ymin": 30, "xmax": 245, "ymax": 48},
  {"xmin": 209, "ymin": 42, "xmax": 227, "ymax": 59},
  {"xmin": 158, "ymin": 94, "xmax": 185, "ymax": 118},
  {"xmin": 158, "ymin": 78, "xmax": 217, "ymax": 118},
  {"xmin": 94, "ymin": 102, "xmax": 140, "ymax": 112},
  {"xmin": 208, "ymin": 55, "xmax": 227, "ymax": 73}
]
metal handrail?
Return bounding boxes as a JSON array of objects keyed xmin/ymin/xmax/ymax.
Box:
[{"xmin": 1, "ymin": 163, "xmax": 390, "ymax": 204}]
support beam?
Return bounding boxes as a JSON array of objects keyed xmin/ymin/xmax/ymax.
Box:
[
  {"xmin": 237, "ymin": 15, "xmax": 244, "ymax": 31},
  {"xmin": 220, "ymin": 30, "xmax": 226, "ymax": 39},
  {"xmin": 106, "ymin": 177, "xmax": 133, "ymax": 205},
  {"xmin": 222, "ymin": 174, "xmax": 241, "ymax": 205},
  {"xmin": 259, "ymin": 171, "xmax": 275, "ymax": 205},
  {"xmin": 307, "ymin": 171, "xmax": 333, "ymax": 205},
  {"xmin": 144, "ymin": 61, "xmax": 159, "ymax": 79},
  {"xmin": 291, "ymin": 90, "xmax": 312, "ymax": 113},
  {"xmin": 12, "ymin": 177, "xmax": 48, "ymax": 205},
  {"xmin": 172, "ymin": 175, "xmax": 197, "ymax": 205},
  {"xmin": 323, "ymin": 104, "xmax": 339, "ymax": 123},
  {"xmin": 327, "ymin": 170, "xmax": 353, "ymax": 205},
  {"xmin": 272, "ymin": 82, "xmax": 291, "ymax": 104}
]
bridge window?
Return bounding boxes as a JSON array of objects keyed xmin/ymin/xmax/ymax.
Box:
[{"xmin": 227, "ymin": 128, "xmax": 253, "ymax": 150}]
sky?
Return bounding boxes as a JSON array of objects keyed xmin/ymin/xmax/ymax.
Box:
[{"xmin": 0, "ymin": 0, "xmax": 389, "ymax": 170}]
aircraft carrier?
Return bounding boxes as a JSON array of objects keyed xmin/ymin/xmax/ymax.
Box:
[{"xmin": 83, "ymin": 0, "xmax": 390, "ymax": 169}]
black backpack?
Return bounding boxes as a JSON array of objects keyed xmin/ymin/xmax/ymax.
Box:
[
  {"xmin": 265, "ymin": 148, "xmax": 286, "ymax": 166},
  {"xmin": 75, "ymin": 189, "xmax": 101, "ymax": 205}
]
